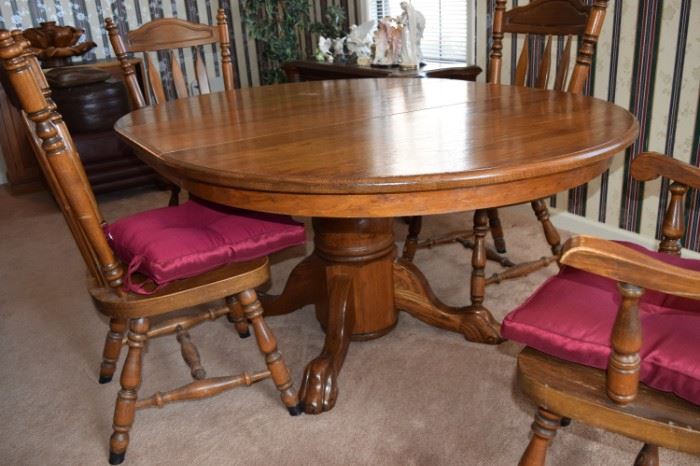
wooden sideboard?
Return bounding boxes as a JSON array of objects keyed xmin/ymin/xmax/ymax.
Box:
[
  {"xmin": 0, "ymin": 57, "xmax": 147, "ymax": 194},
  {"xmin": 283, "ymin": 60, "xmax": 482, "ymax": 82}
]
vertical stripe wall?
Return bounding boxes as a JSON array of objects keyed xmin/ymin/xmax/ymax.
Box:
[
  {"xmin": 1, "ymin": 1, "xmax": 698, "ymax": 252},
  {"xmin": 474, "ymin": 0, "xmax": 700, "ymax": 252}
]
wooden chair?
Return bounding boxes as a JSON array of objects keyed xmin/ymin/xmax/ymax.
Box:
[
  {"xmin": 105, "ymin": 9, "xmax": 235, "ymax": 207},
  {"xmin": 502, "ymin": 152, "xmax": 700, "ymax": 465},
  {"xmin": 105, "ymin": 9, "xmax": 234, "ymax": 108},
  {"xmin": 403, "ymin": 0, "xmax": 609, "ymax": 282},
  {"xmin": 0, "ymin": 31, "xmax": 303, "ymax": 465}
]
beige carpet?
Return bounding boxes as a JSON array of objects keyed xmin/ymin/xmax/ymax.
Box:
[{"xmin": 0, "ymin": 187, "xmax": 695, "ymax": 466}]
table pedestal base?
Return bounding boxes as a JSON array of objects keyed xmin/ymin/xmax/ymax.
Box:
[{"xmin": 261, "ymin": 217, "xmax": 502, "ymax": 414}]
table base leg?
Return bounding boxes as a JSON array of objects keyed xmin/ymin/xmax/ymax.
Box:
[
  {"xmin": 259, "ymin": 255, "xmax": 325, "ymax": 316},
  {"xmin": 261, "ymin": 217, "xmax": 502, "ymax": 415},
  {"xmin": 298, "ymin": 274, "xmax": 355, "ymax": 414},
  {"xmin": 393, "ymin": 259, "xmax": 503, "ymax": 344}
]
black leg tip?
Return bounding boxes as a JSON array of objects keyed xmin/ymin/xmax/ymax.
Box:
[
  {"xmin": 99, "ymin": 375, "xmax": 113, "ymax": 384},
  {"xmin": 287, "ymin": 403, "xmax": 304, "ymax": 416},
  {"xmin": 495, "ymin": 242, "xmax": 507, "ymax": 254},
  {"xmin": 560, "ymin": 417, "xmax": 572, "ymax": 427},
  {"xmin": 109, "ymin": 451, "xmax": 125, "ymax": 465},
  {"xmin": 238, "ymin": 330, "xmax": 251, "ymax": 339}
]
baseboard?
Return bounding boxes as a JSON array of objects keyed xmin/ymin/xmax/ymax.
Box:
[{"xmin": 549, "ymin": 209, "xmax": 700, "ymax": 259}]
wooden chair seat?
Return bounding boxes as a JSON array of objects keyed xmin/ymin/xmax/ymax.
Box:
[
  {"xmin": 88, "ymin": 257, "xmax": 269, "ymax": 318},
  {"xmin": 503, "ymin": 152, "xmax": 700, "ymax": 465},
  {"xmin": 518, "ymin": 348, "xmax": 700, "ymax": 455}
]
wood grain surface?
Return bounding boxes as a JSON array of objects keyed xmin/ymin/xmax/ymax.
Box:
[{"xmin": 115, "ymin": 78, "xmax": 638, "ymax": 217}]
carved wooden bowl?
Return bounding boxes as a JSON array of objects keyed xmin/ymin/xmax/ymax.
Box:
[{"xmin": 22, "ymin": 22, "xmax": 97, "ymax": 67}]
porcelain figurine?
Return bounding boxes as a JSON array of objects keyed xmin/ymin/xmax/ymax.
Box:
[{"xmin": 398, "ymin": 1, "xmax": 426, "ymax": 69}]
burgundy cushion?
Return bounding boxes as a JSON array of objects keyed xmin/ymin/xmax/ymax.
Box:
[
  {"xmin": 502, "ymin": 242, "xmax": 700, "ymax": 405},
  {"xmin": 105, "ymin": 199, "xmax": 306, "ymax": 293}
]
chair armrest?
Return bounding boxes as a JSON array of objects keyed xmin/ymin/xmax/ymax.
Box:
[
  {"xmin": 632, "ymin": 152, "xmax": 700, "ymax": 189},
  {"xmin": 560, "ymin": 236, "xmax": 700, "ymax": 301}
]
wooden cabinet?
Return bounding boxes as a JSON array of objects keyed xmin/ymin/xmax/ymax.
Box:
[
  {"xmin": 0, "ymin": 83, "xmax": 41, "ymax": 193},
  {"xmin": 0, "ymin": 57, "xmax": 147, "ymax": 194},
  {"xmin": 282, "ymin": 60, "xmax": 482, "ymax": 82}
]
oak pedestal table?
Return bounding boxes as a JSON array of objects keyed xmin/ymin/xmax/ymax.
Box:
[{"xmin": 114, "ymin": 78, "xmax": 638, "ymax": 415}]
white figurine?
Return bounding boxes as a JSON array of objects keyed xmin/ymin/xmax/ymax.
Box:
[
  {"xmin": 346, "ymin": 20, "xmax": 375, "ymax": 59},
  {"xmin": 333, "ymin": 36, "xmax": 346, "ymax": 56},
  {"xmin": 317, "ymin": 36, "xmax": 333, "ymax": 62},
  {"xmin": 398, "ymin": 1, "xmax": 425, "ymax": 68},
  {"xmin": 373, "ymin": 17, "xmax": 402, "ymax": 66}
]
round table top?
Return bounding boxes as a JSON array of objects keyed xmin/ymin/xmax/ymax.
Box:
[{"xmin": 115, "ymin": 78, "xmax": 638, "ymax": 217}]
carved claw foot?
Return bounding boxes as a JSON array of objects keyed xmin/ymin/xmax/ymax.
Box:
[
  {"xmin": 298, "ymin": 355, "xmax": 339, "ymax": 414},
  {"xmin": 460, "ymin": 305, "xmax": 503, "ymax": 344}
]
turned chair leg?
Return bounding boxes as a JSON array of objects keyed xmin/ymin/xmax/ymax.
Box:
[
  {"xmin": 402, "ymin": 216, "xmax": 423, "ymax": 262},
  {"xmin": 238, "ymin": 289, "xmax": 302, "ymax": 416},
  {"xmin": 225, "ymin": 296, "xmax": 251, "ymax": 338},
  {"xmin": 487, "ymin": 208, "xmax": 507, "ymax": 253},
  {"xmin": 109, "ymin": 317, "xmax": 149, "ymax": 465},
  {"xmin": 168, "ymin": 184, "xmax": 181, "ymax": 207},
  {"xmin": 531, "ymin": 199, "xmax": 562, "ymax": 256},
  {"xmin": 99, "ymin": 318, "xmax": 128, "ymax": 384},
  {"xmin": 470, "ymin": 210, "xmax": 489, "ymax": 308},
  {"xmin": 634, "ymin": 444, "xmax": 659, "ymax": 466},
  {"xmin": 519, "ymin": 407, "xmax": 563, "ymax": 466}
]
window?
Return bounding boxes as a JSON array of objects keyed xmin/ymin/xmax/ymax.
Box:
[{"xmin": 369, "ymin": 0, "xmax": 475, "ymax": 63}]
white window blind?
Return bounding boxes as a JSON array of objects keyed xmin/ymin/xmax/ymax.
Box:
[{"xmin": 369, "ymin": 0, "xmax": 474, "ymax": 63}]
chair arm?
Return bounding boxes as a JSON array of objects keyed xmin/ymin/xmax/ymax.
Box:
[
  {"xmin": 560, "ymin": 236, "xmax": 700, "ymax": 301},
  {"xmin": 632, "ymin": 152, "xmax": 700, "ymax": 189},
  {"xmin": 562, "ymin": 235, "xmax": 700, "ymax": 405}
]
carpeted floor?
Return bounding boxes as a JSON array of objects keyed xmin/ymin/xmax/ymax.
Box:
[{"xmin": 0, "ymin": 187, "xmax": 695, "ymax": 466}]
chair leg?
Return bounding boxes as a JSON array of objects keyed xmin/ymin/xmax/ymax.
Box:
[
  {"xmin": 99, "ymin": 318, "xmax": 128, "ymax": 384},
  {"xmin": 168, "ymin": 184, "xmax": 180, "ymax": 207},
  {"xmin": 519, "ymin": 407, "xmax": 562, "ymax": 466},
  {"xmin": 225, "ymin": 296, "xmax": 251, "ymax": 338},
  {"xmin": 109, "ymin": 317, "xmax": 149, "ymax": 465},
  {"xmin": 487, "ymin": 208, "xmax": 507, "ymax": 253},
  {"xmin": 238, "ymin": 289, "xmax": 302, "ymax": 416},
  {"xmin": 402, "ymin": 216, "xmax": 423, "ymax": 262},
  {"xmin": 470, "ymin": 210, "xmax": 489, "ymax": 308},
  {"xmin": 634, "ymin": 444, "xmax": 659, "ymax": 466},
  {"xmin": 531, "ymin": 199, "xmax": 562, "ymax": 256}
]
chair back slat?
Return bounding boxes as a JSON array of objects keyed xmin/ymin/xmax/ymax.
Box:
[
  {"xmin": 144, "ymin": 53, "xmax": 166, "ymax": 104},
  {"xmin": 535, "ymin": 35, "xmax": 553, "ymax": 89},
  {"xmin": 0, "ymin": 31, "xmax": 124, "ymax": 294},
  {"xmin": 553, "ymin": 35, "xmax": 573, "ymax": 91},
  {"xmin": 125, "ymin": 17, "xmax": 219, "ymax": 52},
  {"xmin": 169, "ymin": 50, "xmax": 188, "ymax": 99},
  {"xmin": 194, "ymin": 50, "xmax": 211, "ymax": 95},
  {"xmin": 490, "ymin": 0, "xmax": 608, "ymax": 94},
  {"xmin": 514, "ymin": 39, "xmax": 529, "ymax": 87},
  {"xmin": 501, "ymin": 0, "xmax": 589, "ymax": 35},
  {"xmin": 106, "ymin": 9, "xmax": 235, "ymax": 106}
]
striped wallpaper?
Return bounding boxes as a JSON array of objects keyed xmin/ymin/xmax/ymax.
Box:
[
  {"xmin": 1, "ymin": 1, "xmax": 698, "ymax": 251},
  {"xmin": 475, "ymin": 0, "xmax": 699, "ymax": 251}
]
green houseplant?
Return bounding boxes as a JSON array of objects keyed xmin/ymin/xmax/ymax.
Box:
[{"xmin": 241, "ymin": 0, "xmax": 311, "ymax": 84}]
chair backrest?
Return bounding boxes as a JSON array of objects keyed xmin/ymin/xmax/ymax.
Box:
[
  {"xmin": 0, "ymin": 30, "xmax": 125, "ymax": 295},
  {"xmin": 489, "ymin": 0, "xmax": 608, "ymax": 94},
  {"xmin": 106, "ymin": 9, "xmax": 234, "ymax": 108}
]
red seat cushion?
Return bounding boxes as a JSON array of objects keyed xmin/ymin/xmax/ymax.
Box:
[
  {"xmin": 502, "ymin": 242, "xmax": 700, "ymax": 405},
  {"xmin": 105, "ymin": 199, "xmax": 306, "ymax": 294}
]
